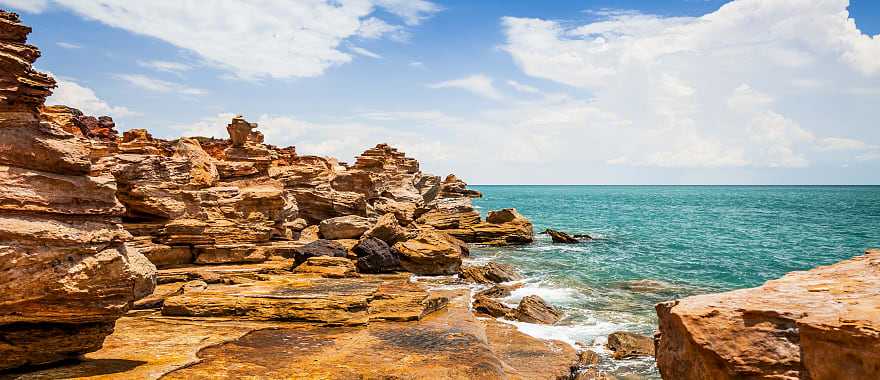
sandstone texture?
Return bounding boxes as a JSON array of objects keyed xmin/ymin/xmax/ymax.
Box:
[
  {"xmin": 655, "ymin": 248, "xmax": 880, "ymax": 380},
  {"xmin": 0, "ymin": 11, "xmax": 155, "ymax": 370}
]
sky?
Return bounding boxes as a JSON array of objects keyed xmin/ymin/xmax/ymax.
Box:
[{"xmin": 4, "ymin": 0, "xmax": 880, "ymax": 184}]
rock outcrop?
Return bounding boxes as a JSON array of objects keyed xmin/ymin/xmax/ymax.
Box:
[
  {"xmin": 459, "ymin": 262, "xmax": 523, "ymax": 284},
  {"xmin": 0, "ymin": 11, "xmax": 155, "ymax": 370},
  {"xmin": 655, "ymin": 248, "xmax": 880, "ymax": 380},
  {"xmin": 606, "ymin": 331, "xmax": 654, "ymax": 359}
]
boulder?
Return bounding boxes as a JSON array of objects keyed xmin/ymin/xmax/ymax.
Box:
[
  {"xmin": 475, "ymin": 283, "xmax": 523, "ymax": 298},
  {"xmin": 293, "ymin": 256, "xmax": 359, "ymax": 278},
  {"xmin": 513, "ymin": 295, "xmax": 562, "ymax": 324},
  {"xmin": 391, "ymin": 227, "xmax": 465, "ymax": 275},
  {"xmin": 605, "ymin": 331, "xmax": 654, "ymax": 359},
  {"xmin": 362, "ymin": 213, "xmax": 409, "ymax": 245},
  {"xmin": 352, "ymin": 237, "xmax": 400, "ymax": 274},
  {"xmin": 542, "ymin": 228, "xmax": 580, "ymax": 243},
  {"xmin": 291, "ymin": 239, "xmax": 348, "ymax": 265},
  {"xmin": 318, "ymin": 215, "xmax": 373, "ymax": 240},
  {"xmin": 655, "ymin": 248, "xmax": 880, "ymax": 380},
  {"xmin": 472, "ymin": 295, "xmax": 514, "ymax": 318},
  {"xmin": 459, "ymin": 262, "xmax": 522, "ymax": 284}
]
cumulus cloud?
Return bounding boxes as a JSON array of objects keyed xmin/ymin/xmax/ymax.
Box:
[
  {"xmin": 500, "ymin": 0, "xmax": 880, "ymax": 169},
  {"xmin": 46, "ymin": 77, "xmax": 137, "ymax": 117},
  {"xmin": 29, "ymin": 0, "xmax": 439, "ymax": 80},
  {"xmin": 114, "ymin": 74, "xmax": 207, "ymax": 95},
  {"xmin": 428, "ymin": 74, "xmax": 504, "ymax": 100}
]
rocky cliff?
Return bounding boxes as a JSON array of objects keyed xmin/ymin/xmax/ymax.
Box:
[
  {"xmin": 655, "ymin": 248, "xmax": 880, "ymax": 380},
  {"xmin": 0, "ymin": 11, "xmax": 156, "ymax": 370}
]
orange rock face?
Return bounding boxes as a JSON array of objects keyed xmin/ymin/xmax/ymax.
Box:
[
  {"xmin": 655, "ymin": 248, "xmax": 880, "ymax": 380},
  {"xmin": 0, "ymin": 11, "xmax": 156, "ymax": 371}
]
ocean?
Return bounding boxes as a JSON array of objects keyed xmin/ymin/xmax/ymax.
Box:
[{"xmin": 468, "ymin": 185, "xmax": 880, "ymax": 378}]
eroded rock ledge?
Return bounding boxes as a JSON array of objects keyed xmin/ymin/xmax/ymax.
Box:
[{"xmin": 655, "ymin": 248, "xmax": 880, "ymax": 380}]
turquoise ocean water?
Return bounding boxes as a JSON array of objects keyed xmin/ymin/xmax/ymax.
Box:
[{"xmin": 468, "ymin": 185, "xmax": 880, "ymax": 377}]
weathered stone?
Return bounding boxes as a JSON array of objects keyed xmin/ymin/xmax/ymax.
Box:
[
  {"xmin": 318, "ymin": 215, "xmax": 373, "ymax": 239},
  {"xmin": 459, "ymin": 262, "xmax": 523, "ymax": 284},
  {"xmin": 473, "ymin": 295, "xmax": 514, "ymax": 318},
  {"xmin": 514, "ymin": 295, "xmax": 562, "ymax": 324},
  {"xmin": 655, "ymin": 248, "xmax": 880, "ymax": 380},
  {"xmin": 291, "ymin": 239, "xmax": 348, "ymax": 265},
  {"xmin": 543, "ymin": 228, "xmax": 580, "ymax": 243},
  {"xmin": 391, "ymin": 227, "xmax": 465, "ymax": 275},
  {"xmin": 362, "ymin": 212, "xmax": 409, "ymax": 244},
  {"xmin": 293, "ymin": 256, "xmax": 358, "ymax": 278},
  {"xmin": 353, "ymin": 237, "xmax": 400, "ymax": 274},
  {"xmin": 193, "ymin": 244, "xmax": 268, "ymax": 264},
  {"xmin": 476, "ymin": 283, "xmax": 523, "ymax": 299},
  {"xmin": 606, "ymin": 331, "xmax": 654, "ymax": 359}
]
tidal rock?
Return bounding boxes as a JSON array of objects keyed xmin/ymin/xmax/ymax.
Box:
[
  {"xmin": 543, "ymin": 228, "xmax": 580, "ymax": 243},
  {"xmin": 392, "ymin": 227, "xmax": 465, "ymax": 275},
  {"xmin": 605, "ymin": 331, "xmax": 654, "ymax": 359},
  {"xmin": 318, "ymin": 215, "xmax": 373, "ymax": 240},
  {"xmin": 293, "ymin": 256, "xmax": 359, "ymax": 278},
  {"xmin": 655, "ymin": 248, "xmax": 880, "ymax": 380},
  {"xmin": 459, "ymin": 262, "xmax": 523, "ymax": 284},
  {"xmin": 476, "ymin": 283, "xmax": 523, "ymax": 298},
  {"xmin": 473, "ymin": 295, "xmax": 514, "ymax": 318},
  {"xmin": 514, "ymin": 295, "xmax": 562, "ymax": 324},
  {"xmin": 362, "ymin": 212, "xmax": 409, "ymax": 244},
  {"xmin": 353, "ymin": 237, "xmax": 400, "ymax": 274},
  {"xmin": 291, "ymin": 239, "xmax": 348, "ymax": 265}
]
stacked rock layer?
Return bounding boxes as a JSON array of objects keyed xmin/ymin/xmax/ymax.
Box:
[{"xmin": 0, "ymin": 11, "xmax": 156, "ymax": 370}]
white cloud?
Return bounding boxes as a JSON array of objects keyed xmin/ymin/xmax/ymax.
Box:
[
  {"xmin": 56, "ymin": 42, "xmax": 81, "ymax": 49},
  {"xmin": 114, "ymin": 74, "xmax": 207, "ymax": 95},
  {"xmin": 506, "ymin": 80, "xmax": 541, "ymax": 94},
  {"xmin": 138, "ymin": 60, "xmax": 191, "ymax": 74},
  {"xmin": 500, "ymin": 0, "xmax": 880, "ymax": 169},
  {"xmin": 349, "ymin": 46, "xmax": 382, "ymax": 59},
  {"xmin": 46, "ymin": 77, "xmax": 137, "ymax": 117},
  {"xmin": 409, "ymin": 61, "xmax": 425, "ymax": 68},
  {"xmin": 41, "ymin": 0, "xmax": 439, "ymax": 80},
  {"xmin": 428, "ymin": 74, "xmax": 503, "ymax": 100},
  {"xmin": 0, "ymin": 0, "xmax": 48, "ymax": 13}
]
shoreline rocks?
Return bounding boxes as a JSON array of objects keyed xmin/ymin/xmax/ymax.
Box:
[{"xmin": 655, "ymin": 248, "xmax": 880, "ymax": 380}]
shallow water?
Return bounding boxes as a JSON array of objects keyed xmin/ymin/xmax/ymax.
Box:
[{"xmin": 469, "ymin": 185, "xmax": 880, "ymax": 378}]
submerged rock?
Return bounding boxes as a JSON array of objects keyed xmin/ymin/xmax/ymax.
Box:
[
  {"xmin": 655, "ymin": 248, "xmax": 880, "ymax": 380},
  {"xmin": 605, "ymin": 331, "xmax": 654, "ymax": 359},
  {"xmin": 542, "ymin": 228, "xmax": 580, "ymax": 243},
  {"xmin": 514, "ymin": 295, "xmax": 562, "ymax": 324}
]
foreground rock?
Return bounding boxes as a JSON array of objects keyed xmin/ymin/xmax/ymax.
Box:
[
  {"xmin": 655, "ymin": 248, "xmax": 880, "ymax": 380},
  {"xmin": 0, "ymin": 11, "xmax": 156, "ymax": 370},
  {"xmin": 318, "ymin": 215, "xmax": 373, "ymax": 239},
  {"xmin": 515, "ymin": 295, "xmax": 563, "ymax": 324},
  {"xmin": 392, "ymin": 227, "xmax": 467, "ymax": 275},
  {"xmin": 11, "ymin": 290, "xmax": 576, "ymax": 379},
  {"xmin": 352, "ymin": 237, "xmax": 400, "ymax": 273},
  {"xmin": 606, "ymin": 331, "xmax": 654, "ymax": 359}
]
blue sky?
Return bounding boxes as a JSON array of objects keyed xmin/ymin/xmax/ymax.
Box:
[{"xmin": 5, "ymin": 0, "xmax": 880, "ymax": 184}]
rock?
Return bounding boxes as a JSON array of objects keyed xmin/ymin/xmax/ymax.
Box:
[
  {"xmin": 298, "ymin": 225, "xmax": 320, "ymax": 242},
  {"xmin": 655, "ymin": 248, "xmax": 880, "ymax": 380},
  {"xmin": 606, "ymin": 331, "xmax": 654, "ymax": 359},
  {"xmin": 439, "ymin": 174, "xmax": 482, "ymax": 198},
  {"xmin": 226, "ymin": 115, "xmax": 261, "ymax": 147},
  {"xmin": 514, "ymin": 295, "xmax": 562, "ymax": 324},
  {"xmin": 193, "ymin": 244, "xmax": 268, "ymax": 264},
  {"xmin": 416, "ymin": 197, "xmax": 481, "ymax": 230},
  {"xmin": 476, "ymin": 283, "xmax": 523, "ymax": 298},
  {"xmin": 473, "ymin": 295, "xmax": 514, "ymax": 318},
  {"xmin": 391, "ymin": 227, "xmax": 465, "ymax": 275},
  {"xmin": 318, "ymin": 215, "xmax": 373, "ymax": 239},
  {"xmin": 0, "ymin": 11, "xmax": 156, "ymax": 371},
  {"xmin": 575, "ymin": 350, "xmax": 602, "ymax": 367},
  {"xmin": 543, "ymin": 228, "xmax": 580, "ymax": 243},
  {"xmin": 459, "ymin": 262, "xmax": 523, "ymax": 284},
  {"xmin": 172, "ymin": 138, "xmax": 218, "ymax": 187},
  {"xmin": 362, "ymin": 213, "xmax": 409, "ymax": 244},
  {"xmin": 293, "ymin": 256, "xmax": 359, "ymax": 278},
  {"xmin": 473, "ymin": 208, "xmax": 534, "ymax": 245},
  {"xmin": 353, "ymin": 237, "xmax": 400, "ymax": 274},
  {"xmin": 291, "ymin": 239, "xmax": 348, "ymax": 265}
]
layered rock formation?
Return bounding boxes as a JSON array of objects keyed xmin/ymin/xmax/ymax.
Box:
[
  {"xmin": 0, "ymin": 11, "xmax": 155, "ymax": 370},
  {"xmin": 655, "ymin": 248, "xmax": 880, "ymax": 380}
]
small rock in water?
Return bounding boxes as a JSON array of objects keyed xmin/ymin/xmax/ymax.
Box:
[
  {"xmin": 615, "ymin": 279, "xmax": 675, "ymax": 293},
  {"xmin": 606, "ymin": 331, "xmax": 655, "ymax": 359},
  {"xmin": 475, "ymin": 283, "xmax": 523, "ymax": 298},
  {"xmin": 542, "ymin": 228, "xmax": 581, "ymax": 244},
  {"xmin": 514, "ymin": 295, "xmax": 563, "ymax": 324}
]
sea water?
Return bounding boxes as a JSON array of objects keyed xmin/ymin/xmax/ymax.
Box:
[{"xmin": 469, "ymin": 185, "xmax": 880, "ymax": 378}]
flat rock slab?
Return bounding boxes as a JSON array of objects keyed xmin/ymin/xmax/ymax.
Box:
[
  {"xmin": 156, "ymin": 260, "xmax": 293, "ymax": 284},
  {"xmin": 6, "ymin": 291, "xmax": 576, "ymax": 379}
]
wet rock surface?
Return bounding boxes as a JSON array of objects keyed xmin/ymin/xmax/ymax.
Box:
[
  {"xmin": 515, "ymin": 295, "xmax": 563, "ymax": 325},
  {"xmin": 459, "ymin": 262, "xmax": 523, "ymax": 284},
  {"xmin": 606, "ymin": 331, "xmax": 655, "ymax": 360}
]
